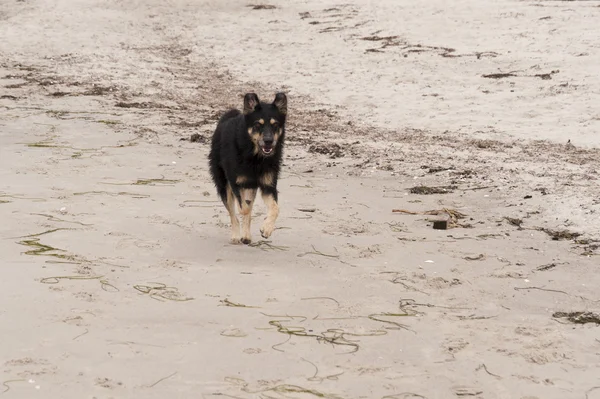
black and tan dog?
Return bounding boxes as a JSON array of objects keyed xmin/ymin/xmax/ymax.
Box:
[{"xmin": 208, "ymin": 92, "xmax": 287, "ymax": 244}]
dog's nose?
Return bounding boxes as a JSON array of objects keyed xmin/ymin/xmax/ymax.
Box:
[{"xmin": 263, "ymin": 138, "xmax": 274, "ymax": 146}]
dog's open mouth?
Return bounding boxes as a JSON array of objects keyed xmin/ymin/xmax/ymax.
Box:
[{"xmin": 261, "ymin": 146, "xmax": 274, "ymax": 155}]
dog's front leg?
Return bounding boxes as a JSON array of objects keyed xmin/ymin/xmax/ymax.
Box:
[
  {"xmin": 239, "ymin": 188, "xmax": 257, "ymax": 244},
  {"xmin": 260, "ymin": 188, "xmax": 279, "ymax": 239},
  {"xmin": 225, "ymin": 184, "xmax": 241, "ymax": 243}
]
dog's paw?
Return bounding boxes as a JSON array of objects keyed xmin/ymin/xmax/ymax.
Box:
[
  {"xmin": 260, "ymin": 222, "xmax": 275, "ymax": 239},
  {"xmin": 241, "ymin": 237, "xmax": 251, "ymax": 245},
  {"xmin": 230, "ymin": 236, "xmax": 242, "ymax": 244}
]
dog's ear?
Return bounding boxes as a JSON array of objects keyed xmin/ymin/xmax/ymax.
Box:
[
  {"xmin": 243, "ymin": 93, "xmax": 260, "ymax": 115},
  {"xmin": 272, "ymin": 92, "xmax": 287, "ymax": 115}
]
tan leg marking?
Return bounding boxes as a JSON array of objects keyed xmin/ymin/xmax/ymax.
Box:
[
  {"xmin": 226, "ymin": 184, "xmax": 241, "ymax": 244},
  {"xmin": 259, "ymin": 171, "xmax": 275, "ymax": 187},
  {"xmin": 239, "ymin": 188, "xmax": 257, "ymax": 244},
  {"xmin": 260, "ymin": 192, "xmax": 279, "ymax": 239}
]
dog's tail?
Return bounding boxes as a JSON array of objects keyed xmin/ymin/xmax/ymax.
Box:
[
  {"xmin": 209, "ymin": 162, "xmax": 228, "ymax": 205},
  {"xmin": 209, "ymin": 109, "xmax": 242, "ymax": 205}
]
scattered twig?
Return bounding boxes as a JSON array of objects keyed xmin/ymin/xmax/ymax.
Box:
[
  {"xmin": 301, "ymin": 358, "xmax": 344, "ymax": 382},
  {"xmin": 455, "ymin": 388, "xmax": 483, "ymax": 396},
  {"xmin": 382, "ymin": 272, "xmax": 430, "ymax": 296},
  {"xmin": 248, "ymin": 240, "xmax": 288, "ymax": 251},
  {"xmin": 409, "ymin": 185, "xmax": 456, "ymax": 195},
  {"xmin": 1, "ymin": 379, "xmax": 26, "ymax": 394},
  {"xmin": 99, "ymin": 279, "xmax": 119, "ymax": 292},
  {"xmin": 535, "ymin": 262, "xmax": 560, "ymax": 271},
  {"xmin": 107, "ymin": 340, "xmax": 165, "ymax": 348},
  {"xmin": 242, "ymin": 383, "xmax": 343, "ymax": 399},
  {"xmin": 458, "ymin": 314, "xmax": 498, "ymax": 321},
  {"xmin": 260, "ymin": 313, "xmax": 308, "ymax": 323},
  {"xmin": 533, "ymin": 70, "xmax": 559, "ymax": 80},
  {"xmin": 11, "ymin": 227, "xmax": 72, "ymax": 239},
  {"xmin": 17, "ymin": 237, "xmax": 77, "ymax": 260},
  {"xmin": 263, "ymin": 313, "xmax": 388, "ymax": 354},
  {"xmin": 134, "ymin": 282, "xmax": 193, "ymax": 302},
  {"xmin": 392, "ymin": 209, "xmax": 418, "ymax": 215},
  {"xmin": 30, "ymin": 213, "xmax": 92, "ymax": 226},
  {"xmin": 268, "ymin": 319, "xmax": 363, "ymax": 353},
  {"xmin": 219, "ymin": 298, "xmax": 259, "ymax": 308},
  {"xmin": 41, "ymin": 275, "xmax": 103, "ymax": 284},
  {"xmin": 147, "ymin": 372, "xmax": 177, "ymax": 388},
  {"xmin": 399, "ymin": 298, "xmax": 472, "ymax": 311},
  {"xmin": 535, "ymin": 227, "xmax": 582, "ymax": 241},
  {"xmin": 247, "ymin": 4, "xmax": 276, "ymax": 10},
  {"xmin": 2, "ymin": 378, "xmax": 27, "ymax": 394},
  {"xmin": 301, "ymin": 296, "xmax": 340, "ymax": 306},
  {"xmin": 0, "ymin": 193, "xmax": 46, "ymax": 202},
  {"xmin": 73, "ymin": 191, "xmax": 149, "ymax": 198},
  {"xmin": 271, "ymin": 334, "xmax": 292, "ymax": 352},
  {"xmin": 72, "ymin": 329, "xmax": 89, "ymax": 341},
  {"xmin": 182, "ymin": 199, "xmax": 220, "ymax": 203},
  {"xmin": 552, "ymin": 311, "xmax": 600, "ymax": 325},
  {"xmin": 289, "ymin": 215, "xmax": 313, "ymax": 219},
  {"xmin": 504, "ymin": 217, "xmax": 523, "ymax": 227},
  {"xmin": 100, "ymin": 176, "xmax": 180, "ymax": 186},
  {"xmin": 464, "ymin": 254, "xmax": 485, "ymax": 261},
  {"xmin": 298, "ymin": 245, "xmax": 339, "ymax": 258},
  {"xmin": 367, "ymin": 313, "xmax": 413, "ymax": 331},
  {"xmin": 514, "ymin": 286, "xmax": 570, "ymax": 296},
  {"xmin": 461, "ymin": 185, "xmax": 497, "ymax": 191},
  {"xmin": 586, "ymin": 386, "xmax": 600, "ymax": 399},
  {"xmin": 482, "ymin": 72, "xmax": 517, "ymax": 79},
  {"xmin": 476, "ymin": 233, "xmax": 503, "ymax": 239},
  {"xmin": 290, "ymin": 184, "xmax": 313, "ymax": 188},
  {"xmin": 312, "ymin": 315, "xmax": 357, "ymax": 321},
  {"xmin": 515, "ymin": 286, "xmax": 599, "ymax": 303}
]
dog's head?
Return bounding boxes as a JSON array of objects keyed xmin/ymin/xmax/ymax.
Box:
[{"xmin": 243, "ymin": 92, "xmax": 287, "ymax": 157}]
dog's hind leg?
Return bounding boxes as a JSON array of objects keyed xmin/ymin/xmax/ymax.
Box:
[
  {"xmin": 225, "ymin": 184, "xmax": 241, "ymax": 243},
  {"xmin": 239, "ymin": 188, "xmax": 257, "ymax": 244},
  {"xmin": 259, "ymin": 188, "xmax": 279, "ymax": 239}
]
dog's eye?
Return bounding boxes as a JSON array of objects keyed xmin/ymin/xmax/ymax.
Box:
[
  {"xmin": 272, "ymin": 122, "xmax": 279, "ymax": 129},
  {"xmin": 253, "ymin": 122, "xmax": 261, "ymax": 129}
]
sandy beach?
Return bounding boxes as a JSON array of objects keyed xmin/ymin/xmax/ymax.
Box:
[{"xmin": 1, "ymin": 1, "xmax": 599, "ymax": 398}]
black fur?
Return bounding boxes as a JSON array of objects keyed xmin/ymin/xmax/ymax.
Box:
[{"xmin": 208, "ymin": 92, "xmax": 287, "ymax": 242}]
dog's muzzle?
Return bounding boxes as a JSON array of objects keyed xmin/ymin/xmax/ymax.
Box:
[{"xmin": 260, "ymin": 139, "xmax": 276, "ymax": 156}]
